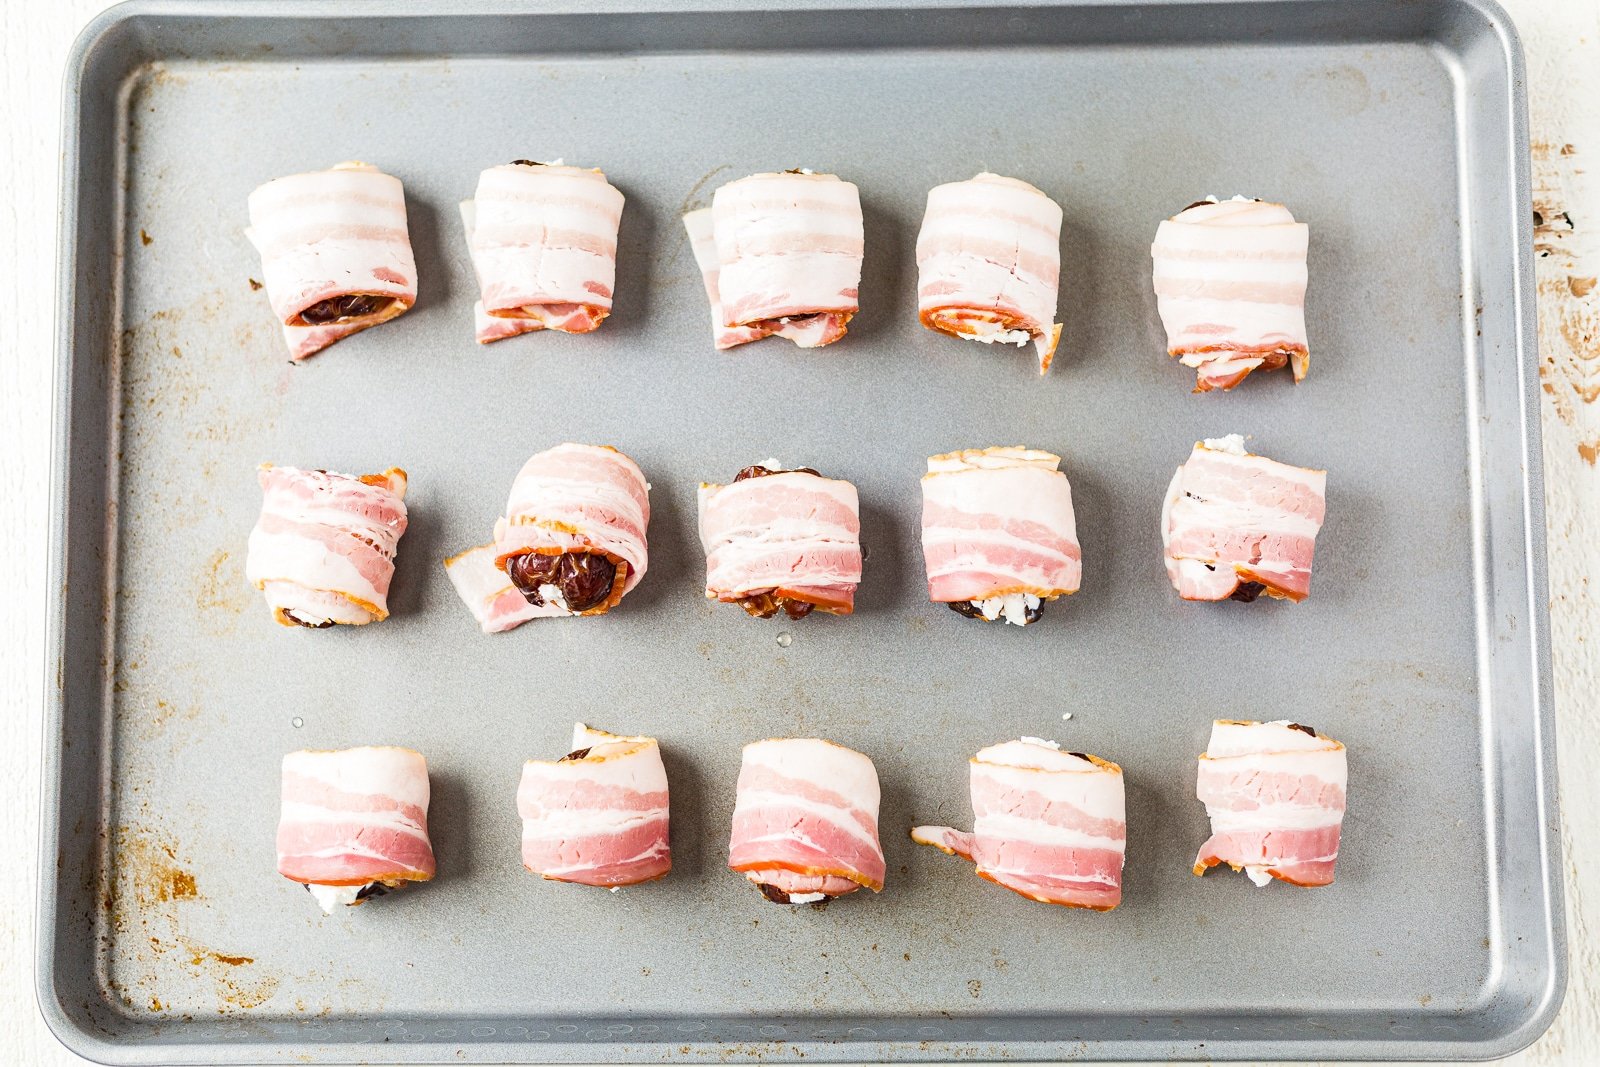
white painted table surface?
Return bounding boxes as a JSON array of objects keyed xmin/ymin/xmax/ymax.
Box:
[{"xmin": 1, "ymin": 1, "xmax": 1595, "ymax": 1064}]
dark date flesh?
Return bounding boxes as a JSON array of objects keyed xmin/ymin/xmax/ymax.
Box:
[
  {"xmin": 738, "ymin": 592, "xmax": 815, "ymax": 620},
  {"xmin": 1183, "ymin": 196, "xmax": 1262, "ymax": 211},
  {"xmin": 734, "ymin": 464, "xmax": 820, "ymax": 482},
  {"xmin": 506, "ymin": 551, "xmax": 618, "ymax": 613},
  {"xmin": 948, "ymin": 599, "xmax": 1044, "ymax": 625},
  {"xmin": 285, "ymin": 611, "xmax": 335, "ymax": 630},
  {"xmin": 299, "ymin": 293, "xmax": 392, "ymax": 325},
  {"xmin": 1229, "ymin": 581, "xmax": 1267, "ymax": 603}
]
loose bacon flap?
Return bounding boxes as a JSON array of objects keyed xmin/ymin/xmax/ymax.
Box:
[
  {"xmin": 912, "ymin": 738, "xmax": 1125, "ymax": 911},
  {"xmin": 1161, "ymin": 435, "xmax": 1327, "ymax": 603},
  {"xmin": 245, "ymin": 464, "xmax": 409, "ymax": 628},
  {"xmin": 1151, "ymin": 196, "xmax": 1310, "ymax": 391},
  {"xmin": 277, "ymin": 746, "xmax": 436, "ymax": 910},
  {"xmin": 245, "ymin": 161, "xmax": 417, "ymax": 361},
  {"xmin": 442, "ymin": 544, "xmax": 544, "ymax": 634},
  {"xmin": 489, "ymin": 443, "xmax": 651, "ymax": 617},
  {"xmin": 461, "ymin": 162, "xmax": 625, "ymax": 343},
  {"xmin": 683, "ymin": 209, "xmax": 784, "ymax": 350},
  {"xmin": 1194, "ymin": 720, "xmax": 1347, "ymax": 888},
  {"xmin": 517, "ymin": 723, "xmax": 672, "ymax": 888},
  {"xmin": 706, "ymin": 170, "xmax": 863, "ymax": 349},
  {"xmin": 698, "ymin": 464, "xmax": 862, "ymax": 619},
  {"xmin": 729, "ymin": 738, "xmax": 885, "ymax": 903},
  {"xmin": 916, "ymin": 173, "xmax": 1064, "ymax": 373},
  {"xmin": 920, "ymin": 447, "xmax": 1081, "ymax": 626}
]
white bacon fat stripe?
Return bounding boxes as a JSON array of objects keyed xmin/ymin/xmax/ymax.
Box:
[
  {"xmin": 1194, "ymin": 720, "xmax": 1347, "ymax": 887},
  {"xmin": 1151, "ymin": 196, "xmax": 1309, "ymax": 391},
  {"xmin": 442, "ymin": 544, "xmax": 549, "ymax": 633},
  {"xmin": 729, "ymin": 739, "xmax": 886, "ymax": 902},
  {"xmin": 460, "ymin": 163, "xmax": 625, "ymax": 342},
  {"xmin": 245, "ymin": 161, "xmax": 417, "ymax": 361},
  {"xmin": 462, "ymin": 200, "xmax": 543, "ymax": 345},
  {"xmin": 697, "ymin": 470, "xmax": 863, "ymax": 614},
  {"xmin": 490, "ymin": 443, "xmax": 651, "ymax": 615},
  {"xmin": 245, "ymin": 465, "xmax": 409, "ymax": 627},
  {"xmin": 1161, "ymin": 435, "xmax": 1327, "ymax": 603},
  {"xmin": 912, "ymin": 738, "xmax": 1126, "ymax": 910},
  {"xmin": 517, "ymin": 724, "xmax": 672, "ymax": 888},
  {"xmin": 276, "ymin": 746, "xmax": 436, "ymax": 908},
  {"xmin": 708, "ymin": 171, "xmax": 863, "ymax": 348},
  {"xmin": 920, "ymin": 447, "xmax": 1081, "ymax": 621},
  {"xmin": 916, "ymin": 173, "xmax": 1064, "ymax": 373},
  {"xmin": 683, "ymin": 209, "xmax": 781, "ymax": 350}
]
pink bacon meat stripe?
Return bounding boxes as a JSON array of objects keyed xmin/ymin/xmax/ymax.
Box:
[
  {"xmin": 517, "ymin": 724, "xmax": 671, "ymax": 888},
  {"xmin": 1151, "ymin": 196, "xmax": 1310, "ymax": 392},
  {"xmin": 698, "ymin": 466, "xmax": 862, "ymax": 618},
  {"xmin": 245, "ymin": 464, "xmax": 409, "ymax": 628},
  {"xmin": 276, "ymin": 746, "xmax": 436, "ymax": 911},
  {"xmin": 729, "ymin": 738, "xmax": 885, "ymax": 903},
  {"xmin": 246, "ymin": 161, "xmax": 417, "ymax": 361},
  {"xmin": 461, "ymin": 162, "xmax": 624, "ymax": 343},
  {"xmin": 1194, "ymin": 720, "xmax": 1347, "ymax": 888},
  {"xmin": 701, "ymin": 170, "xmax": 863, "ymax": 349},
  {"xmin": 487, "ymin": 443, "xmax": 651, "ymax": 617},
  {"xmin": 913, "ymin": 737, "xmax": 1126, "ymax": 911},
  {"xmin": 1161, "ymin": 435, "xmax": 1327, "ymax": 603},
  {"xmin": 916, "ymin": 173, "xmax": 1064, "ymax": 373},
  {"xmin": 920, "ymin": 447, "xmax": 1081, "ymax": 626}
]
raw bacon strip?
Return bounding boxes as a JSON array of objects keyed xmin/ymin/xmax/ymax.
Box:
[
  {"xmin": 1150, "ymin": 196, "xmax": 1310, "ymax": 391},
  {"xmin": 920, "ymin": 447, "xmax": 1081, "ymax": 626},
  {"xmin": 708, "ymin": 171, "xmax": 863, "ymax": 348},
  {"xmin": 1161, "ymin": 435, "xmax": 1327, "ymax": 603},
  {"xmin": 698, "ymin": 464, "xmax": 861, "ymax": 619},
  {"xmin": 246, "ymin": 161, "xmax": 417, "ymax": 361},
  {"xmin": 1194, "ymin": 720, "xmax": 1347, "ymax": 887},
  {"xmin": 916, "ymin": 173, "xmax": 1064, "ymax": 373},
  {"xmin": 442, "ymin": 544, "xmax": 547, "ymax": 633},
  {"xmin": 491, "ymin": 443, "xmax": 650, "ymax": 616},
  {"xmin": 245, "ymin": 465, "xmax": 409, "ymax": 628},
  {"xmin": 912, "ymin": 738, "xmax": 1125, "ymax": 911},
  {"xmin": 729, "ymin": 739, "xmax": 885, "ymax": 903},
  {"xmin": 460, "ymin": 163, "xmax": 624, "ymax": 343},
  {"xmin": 277, "ymin": 746, "xmax": 436, "ymax": 912},
  {"xmin": 683, "ymin": 209, "xmax": 779, "ymax": 350},
  {"xmin": 517, "ymin": 723, "xmax": 672, "ymax": 888}
]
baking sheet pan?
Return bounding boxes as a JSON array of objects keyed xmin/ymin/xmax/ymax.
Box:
[{"xmin": 38, "ymin": 0, "xmax": 1563, "ymax": 1061}]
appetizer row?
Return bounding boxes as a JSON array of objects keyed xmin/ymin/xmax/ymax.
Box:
[
  {"xmin": 244, "ymin": 438, "xmax": 1328, "ymax": 630},
  {"xmin": 245, "ymin": 161, "xmax": 1310, "ymax": 388},
  {"xmin": 277, "ymin": 720, "xmax": 1349, "ymax": 914}
]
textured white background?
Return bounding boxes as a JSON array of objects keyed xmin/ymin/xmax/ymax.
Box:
[{"xmin": 1, "ymin": 1, "xmax": 1593, "ymax": 1064}]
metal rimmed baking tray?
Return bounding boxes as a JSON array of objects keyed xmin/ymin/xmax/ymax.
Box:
[{"xmin": 39, "ymin": 0, "xmax": 1563, "ymax": 1061}]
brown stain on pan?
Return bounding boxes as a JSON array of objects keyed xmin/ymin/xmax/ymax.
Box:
[
  {"xmin": 112, "ymin": 827, "xmax": 199, "ymax": 910},
  {"xmin": 657, "ymin": 162, "xmax": 734, "ymax": 277},
  {"xmin": 103, "ymin": 827, "xmax": 280, "ymax": 1014},
  {"xmin": 194, "ymin": 548, "xmax": 248, "ymax": 626},
  {"xmin": 120, "ymin": 287, "xmax": 281, "ymax": 454}
]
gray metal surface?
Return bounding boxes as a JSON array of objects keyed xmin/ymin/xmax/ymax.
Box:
[{"xmin": 37, "ymin": 0, "xmax": 1562, "ymax": 1062}]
